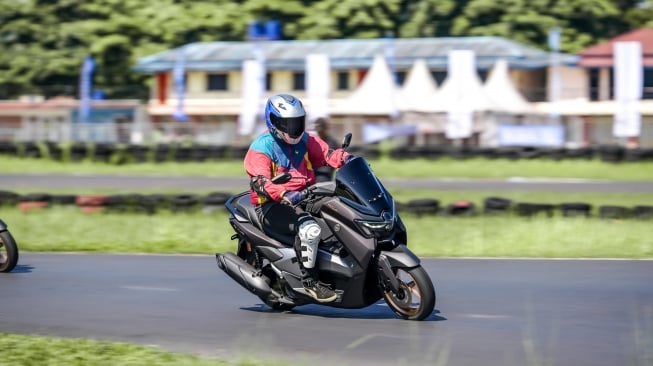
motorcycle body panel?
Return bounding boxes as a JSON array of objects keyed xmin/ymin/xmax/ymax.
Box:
[{"xmin": 219, "ymin": 156, "xmax": 426, "ymax": 310}]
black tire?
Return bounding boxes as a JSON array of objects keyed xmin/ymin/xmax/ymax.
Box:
[
  {"xmin": 0, "ymin": 230, "xmax": 19, "ymax": 273},
  {"xmin": 383, "ymin": 266, "xmax": 436, "ymax": 321}
]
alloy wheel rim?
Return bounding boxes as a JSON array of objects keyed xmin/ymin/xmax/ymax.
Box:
[{"xmin": 385, "ymin": 269, "xmax": 423, "ymax": 316}]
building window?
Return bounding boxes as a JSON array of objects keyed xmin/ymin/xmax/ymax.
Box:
[
  {"xmin": 266, "ymin": 72, "xmax": 272, "ymax": 91},
  {"xmin": 395, "ymin": 71, "xmax": 407, "ymax": 86},
  {"xmin": 431, "ymin": 71, "xmax": 447, "ymax": 85},
  {"xmin": 207, "ymin": 74, "xmax": 228, "ymax": 91},
  {"xmin": 337, "ymin": 72, "xmax": 349, "ymax": 90},
  {"xmin": 293, "ymin": 72, "xmax": 305, "ymax": 90},
  {"xmin": 478, "ymin": 70, "xmax": 489, "ymax": 82},
  {"xmin": 644, "ymin": 69, "xmax": 653, "ymax": 100},
  {"xmin": 609, "ymin": 68, "xmax": 614, "ymax": 100},
  {"xmin": 589, "ymin": 69, "xmax": 600, "ymax": 101}
]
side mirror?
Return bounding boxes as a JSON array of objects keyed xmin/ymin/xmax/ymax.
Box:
[
  {"xmin": 341, "ymin": 133, "xmax": 352, "ymax": 149},
  {"xmin": 271, "ymin": 173, "xmax": 291, "ymax": 184}
]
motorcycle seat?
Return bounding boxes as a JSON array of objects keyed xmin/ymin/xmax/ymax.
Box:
[
  {"xmin": 233, "ymin": 195, "xmax": 264, "ymax": 230},
  {"xmin": 233, "ymin": 195, "xmax": 295, "ymax": 247}
]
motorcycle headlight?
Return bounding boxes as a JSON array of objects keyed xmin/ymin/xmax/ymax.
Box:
[{"xmin": 355, "ymin": 210, "xmax": 395, "ymax": 238}]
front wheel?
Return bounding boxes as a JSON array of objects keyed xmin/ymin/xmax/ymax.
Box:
[
  {"xmin": 383, "ymin": 266, "xmax": 435, "ymax": 321},
  {"xmin": 0, "ymin": 230, "xmax": 19, "ymax": 273}
]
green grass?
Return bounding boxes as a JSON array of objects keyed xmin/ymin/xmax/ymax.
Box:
[
  {"xmin": 392, "ymin": 189, "xmax": 653, "ymax": 207},
  {"xmin": 370, "ymin": 157, "xmax": 653, "ymax": 180},
  {"xmin": 408, "ymin": 215, "xmax": 652, "ymax": 258},
  {"xmin": 0, "ymin": 333, "xmax": 281, "ymax": 366},
  {"xmin": 2, "ymin": 201, "xmax": 651, "ymax": 258},
  {"xmin": 2, "ymin": 155, "xmax": 653, "ymax": 180}
]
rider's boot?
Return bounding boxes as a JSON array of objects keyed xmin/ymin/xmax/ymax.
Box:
[{"xmin": 296, "ymin": 218, "xmax": 337, "ymax": 303}]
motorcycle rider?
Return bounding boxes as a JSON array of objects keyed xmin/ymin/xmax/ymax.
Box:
[
  {"xmin": 244, "ymin": 93, "xmax": 351, "ymax": 303},
  {"xmin": 313, "ymin": 117, "xmax": 339, "ymax": 183}
]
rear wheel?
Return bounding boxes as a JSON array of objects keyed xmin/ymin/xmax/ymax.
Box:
[
  {"xmin": 0, "ymin": 230, "xmax": 19, "ymax": 273},
  {"xmin": 383, "ymin": 266, "xmax": 435, "ymax": 321}
]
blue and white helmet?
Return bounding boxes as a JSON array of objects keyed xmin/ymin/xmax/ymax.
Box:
[{"xmin": 265, "ymin": 93, "xmax": 306, "ymax": 145}]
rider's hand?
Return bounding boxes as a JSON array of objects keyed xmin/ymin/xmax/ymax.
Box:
[
  {"xmin": 282, "ymin": 191, "xmax": 304, "ymax": 205},
  {"xmin": 332, "ymin": 148, "xmax": 353, "ymax": 165}
]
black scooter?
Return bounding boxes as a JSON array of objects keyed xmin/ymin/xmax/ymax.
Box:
[
  {"xmin": 0, "ymin": 219, "xmax": 19, "ymax": 273},
  {"xmin": 216, "ymin": 134, "xmax": 436, "ymax": 320}
]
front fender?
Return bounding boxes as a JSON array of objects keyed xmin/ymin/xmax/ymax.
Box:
[
  {"xmin": 0, "ymin": 219, "xmax": 7, "ymax": 231},
  {"xmin": 379, "ymin": 244, "xmax": 420, "ymax": 269}
]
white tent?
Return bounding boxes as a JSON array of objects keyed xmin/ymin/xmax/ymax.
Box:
[
  {"xmin": 397, "ymin": 59, "xmax": 439, "ymax": 112},
  {"xmin": 483, "ymin": 59, "xmax": 533, "ymax": 114},
  {"xmin": 332, "ymin": 54, "xmax": 401, "ymax": 116},
  {"xmin": 426, "ymin": 51, "xmax": 495, "ymax": 114}
]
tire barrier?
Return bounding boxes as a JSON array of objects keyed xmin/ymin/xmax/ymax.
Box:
[
  {"xmin": 17, "ymin": 193, "xmax": 52, "ymax": 212},
  {"xmin": 203, "ymin": 191, "xmax": 232, "ymax": 213},
  {"xmin": 70, "ymin": 143, "xmax": 89, "ymax": 161},
  {"xmin": 170, "ymin": 194, "xmax": 200, "ymax": 213},
  {"xmin": 402, "ymin": 198, "xmax": 440, "ymax": 216},
  {"xmin": 597, "ymin": 145, "xmax": 624, "ymax": 163},
  {"xmin": 515, "ymin": 203, "xmax": 556, "ymax": 217},
  {"xmin": 127, "ymin": 145, "xmax": 150, "ymax": 163},
  {"xmin": 92, "ymin": 143, "xmax": 115, "ymax": 163},
  {"xmin": 559, "ymin": 202, "xmax": 592, "ymax": 217},
  {"xmin": 75, "ymin": 195, "xmax": 108, "ymax": 213},
  {"xmin": 2, "ymin": 141, "xmax": 653, "ymax": 163},
  {"xmin": 483, "ymin": 197, "xmax": 513, "ymax": 214},
  {"xmin": 50, "ymin": 194, "xmax": 78, "ymax": 205},
  {"xmin": 598, "ymin": 205, "xmax": 630, "ymax": 219},
  {"xmin": 0, "ymin": 189, "xmax": 651, "ymax": 220},
  {"xmin": 633, "ymin": 205, "xmax": 653, "ymax": 219},
  {"xmin": 443, "ymin": 201, "xmax": 476, "ymax": 216},
  {"xmin": 0, "ymin": 190, "xmax": 20, "ymax": 207}
]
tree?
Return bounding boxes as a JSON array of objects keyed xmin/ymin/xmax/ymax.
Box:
[
  {"xmin": 449, "ymin": 0, "xmax": 626, "ymax": 53},
  {"xmin": 397, "ymin": 0, "xmax": 464, "ymax": 38},
  {"xmin": 0, "ymin": 0, "xmax": 648, "ymax": 100},
  {"xmin": 296, "ymin": 0, "xmax": 401, "ymax": 39}
]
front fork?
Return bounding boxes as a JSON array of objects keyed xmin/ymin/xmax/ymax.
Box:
[
  {"xmin": 378, "ymin": 254, "xmax": 402, "ymax": 293},
  {"xmin": 376, "ymin": 245, "xmax": 421, "ymax": 294}
]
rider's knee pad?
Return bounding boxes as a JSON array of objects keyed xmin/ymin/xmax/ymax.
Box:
[{"xmin": 297, "ymin": 218, "xmax": 321, "ymax": 269}]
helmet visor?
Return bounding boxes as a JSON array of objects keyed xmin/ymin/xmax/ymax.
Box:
[{"xmin": 270, "ymin": 114, "xmax": 305, "ymax": 138}]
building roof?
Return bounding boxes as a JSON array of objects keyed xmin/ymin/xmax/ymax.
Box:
[
  {"xmin": 578, "ymin": 27, "xmax": 653, "ymax": 67},
  {"xmin": 133, "ymin": 37, "xmax": 578, "ymax": 74}
]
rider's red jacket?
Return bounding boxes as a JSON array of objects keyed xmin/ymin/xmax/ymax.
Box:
[{"xmin": 244, "ymin": 131, "xmax": 349, "ymax": 205}]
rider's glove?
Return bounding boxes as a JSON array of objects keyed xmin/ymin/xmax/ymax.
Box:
[
  {"xmin": 282, "ymin": 190, "xmax": 304, "ymax": 205},
  {"xmin": 332, "ymin": 148, "xmax": 353, "ymax": 165}
]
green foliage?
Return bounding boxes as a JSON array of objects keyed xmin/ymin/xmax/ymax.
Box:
[
  {"xmin": 0, "ymin": 333, "xmax": 281, "ymax": 366},
  {"xmin": 0, "ymin": 0, "xmax": 650, "ymax": 99},
  {"xmin": 451, "ymin": 0, "xmax": 629, "ymax": 52}
]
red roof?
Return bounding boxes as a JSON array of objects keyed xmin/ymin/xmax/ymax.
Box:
[{"xmin": 577, "ymin": 27, "xmax": 653, "ymax": 67}]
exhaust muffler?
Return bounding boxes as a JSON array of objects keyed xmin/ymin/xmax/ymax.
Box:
[{"xmin": 215, "ymin": 252, "xmax": 272, "ymax": 298}]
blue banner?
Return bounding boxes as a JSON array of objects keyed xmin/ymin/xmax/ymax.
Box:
[
  {"xmin": 173, "ymin": 46, "xmax": 188, "ymax": 122},
  {"xmin": 247, "ymin": 20, "xmax": 281, "ymax": 40},
  {"xmin": 78, "ymin": 55, "xmax": 95, "ymax": 123}
]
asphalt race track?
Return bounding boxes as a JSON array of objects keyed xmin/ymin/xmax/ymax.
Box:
[
  {"xmin": 2, "ymin": 173, "xmax": 653, "ymax": 193},
  {"xmin": 1, "ymin": 253, "xmax": 652, "ymax": 366}
]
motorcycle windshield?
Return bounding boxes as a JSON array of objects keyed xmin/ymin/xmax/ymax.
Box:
[{"xmin": 334, "ymin": 156, "xmax": 393, "ymax": 216}]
